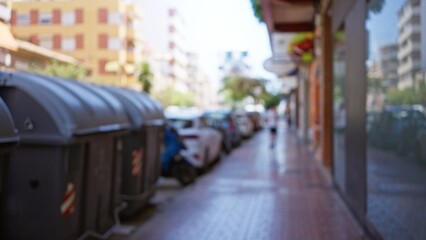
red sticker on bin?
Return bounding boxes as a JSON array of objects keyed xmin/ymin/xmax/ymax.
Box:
[{"xmin": 60, "ymin": 182, "xmax": 76, "ymax": 216}]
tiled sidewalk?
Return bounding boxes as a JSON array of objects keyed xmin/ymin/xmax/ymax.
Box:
[{"xmin": 129, "ymin": 127, "xmax": 369, "ymax": 240}]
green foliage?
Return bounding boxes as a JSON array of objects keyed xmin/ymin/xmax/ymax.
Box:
[
  {"xmin": 152, "ymin": 87, "xmax": 195, "ymax": 107},
  {"xmin": 31, "ymin": 61, "xmax": 87, "ymax": 80},
  {"xmin": 367, "ymin": 77, "xmax": 385, "ymax": 92},
  {"xmin": 335, "ymin": 32, "xmax": 345, "ymax": 42},
  {"xmin": 250, "ymin": 0, "xmax": 263, "ymax": 23},
  {"xmin": 138, "ymin": 62, "xmax": 153, "ymax": 93},
  {"xmin": 386, "ymin": 82, "xmax": 426, "ymax": 106},
  {"xmin": 220, "ymin": 75, "xmax": 268, "ymax": 104},
  {"xmin": 368, "ymin": 0, "xmax": 385, "ymax": 19},
  {"xmin": 368, "ymin": 0, "xmax": 385, "ymax": 14},
  {"xmin": 263, "ymin": 93, "xmax": 282, "ymax": 108}
]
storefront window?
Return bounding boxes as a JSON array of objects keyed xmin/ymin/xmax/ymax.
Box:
[
  {"xmin": 366, "ymin": 0, "xmax": 426, "ymax": 239},
  {"xmin": 333, "ymin": 28, "xmax": 346, "ymax": 191}
]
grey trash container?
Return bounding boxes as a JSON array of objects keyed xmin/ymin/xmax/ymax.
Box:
[
  {"xmin": 0, "ymin": 97, "xmax": 18, "ymax": 196},
  {"xmin": 0, "ymin": 72, "xmax": 130, "ymax": 240},
  {"xmin": 103, "ymin": 87, "xmax": 165, "ymax": 217}
]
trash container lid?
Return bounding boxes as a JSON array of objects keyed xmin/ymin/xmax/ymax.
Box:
[
  {"xmin": 103, "ymin": 87, "xmax": 165, "ymax": 129},
  {"xmin": 0, "ymin": 71, "xmax": 130, "ymax": 142},
  {"xmin": 0, "ymin": 97, "xmax": 18, "ymax": 144}
]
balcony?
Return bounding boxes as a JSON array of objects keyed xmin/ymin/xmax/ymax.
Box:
[
  {"xmin": 398, "ymin": 25, "xmax": 421, "ymax": 44},
  {"xmin": 397, "ymin": 41, "xmax": 421, "ymax": 60},
  {"xmin": 398, "ymin": 58, "xmax": 421, "ymax": 76},
  {"xmin": 398, "ymin": 6, "xmax": 420, "ymax": 28}
]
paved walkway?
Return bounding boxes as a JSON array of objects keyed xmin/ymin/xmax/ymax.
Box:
[{"xmin": 129, "ymin": 126, "xmax": 369, "ymax": 240}]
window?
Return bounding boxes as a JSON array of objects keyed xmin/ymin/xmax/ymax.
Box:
[
  {"xmin": 17, "ymin": 13, "xmax": 30, "ymax": 25},
  {"xmin": 39, "ymin": 35, "xmax": 53, "ymax": 49},
  {"xmin": 108, "ymin": 11, "xmax": 121, "ymax": 25},
  {"xmin": 61, "ymin": 11, "xmax": 75, "ymax": 25},
  {"xmin": 169, "ymin": 119, "xmax": 193, "ymax": 129},
  {"xmin": 39, "ymin": 12, "xmax": 52, "ymax": 25},
  {"xmin": 108, "ymin": 37, "xmax": 121, "ymax": 50},
  {"xmin": 61, "ymin": 37, "xmax": 76, "ymax": 51}
]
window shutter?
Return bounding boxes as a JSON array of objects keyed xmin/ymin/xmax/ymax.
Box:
[
  {"xmin": 76, "ymin": 34, "xmax": 84, "ymax": 49},
  {"xmin": 53, "ymin": 9, "xmax": 60, "ymax": 24},
  {"xmin": 76, "ymin": 9, "xmax": 83, "ymax": 23},
  {"xmin": 29, "ymin": 35, "xmax": 39, "ymax": 45},
  {"xmin": 99, "ymin": 34, "xmax": 108, "ymax": 49},
  {"xmin": 98, "ymin": 8, "xmax": 107, "ymax": 23},
  {"xmin": 53, "ymin": 34, "xmax": 61, "ymax": 49},
  {"xmin": 30, "ymin": 9, "xmax": 39, "ymax": 24}
]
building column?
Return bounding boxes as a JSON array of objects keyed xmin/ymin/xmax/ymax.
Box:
[{"xmin": 319, "ymin": 7, "xmax": 333, "ymax": 170}]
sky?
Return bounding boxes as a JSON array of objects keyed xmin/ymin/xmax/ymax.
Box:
[
  {"xmin": 366, "ymin": 0, "xmax": 405, "ymax": 61},
  {"xmin": 133, "ymin": 0, "xmax": 407, "ymax": 85},
  {"xmin": 168, "ymin": 0, "xmax": 275, "ymax": 81}
]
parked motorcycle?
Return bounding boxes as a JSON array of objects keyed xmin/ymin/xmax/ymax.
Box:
[{"xmin": 161, "ymin": 125, "xmax": 197, "ymax": 186}]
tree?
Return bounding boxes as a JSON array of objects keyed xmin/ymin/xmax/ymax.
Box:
[
  {"xmin": 152, "ymin": 86, "xmax": 196, "ymax": 107},
  {"xmin": 263, "ymin": 93, "xmax": 282, "ymax": 108},
  {"xmin": 250, "ymin": 0, "xmax": 263, "ymax": 23},
  {"xmin": 386, "ymin": 82, "xmax": 426, "ymax": 106},
  {"xmin": 31, "ymin": 61, "xmax": 88, "ymax": 80},
  {"xmin": 138, "ymin": 62, "xmax": 153, "ymax": 94},
  {"xmin": 368, "ymin": 0, "xmax": 385, "ymax": 19},
  {"xmin": 220, "ymin": 75, "xmax": 268, "ymax": 104},
  {"xmin": 368, "ymin": 0, "xmax": 385, "ymax": 14}
]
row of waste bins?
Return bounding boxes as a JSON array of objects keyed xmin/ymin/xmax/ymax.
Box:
[{"xmin": 0, "ymin": 71, "xmax": 165, "ymax": 240}]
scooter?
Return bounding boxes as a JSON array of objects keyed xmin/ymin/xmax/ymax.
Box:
[{"xmin": 161, "ymin": 125, "xmax": 197, "ymax": 186}]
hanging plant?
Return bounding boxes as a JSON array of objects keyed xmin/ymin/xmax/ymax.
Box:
[
  {"xmin": 250, "ymin": 0, "xmax": 264, "ymax": 23},
  {"xmin": 288, "ymin": 33, "xmax": 315, "ymax": 64}
]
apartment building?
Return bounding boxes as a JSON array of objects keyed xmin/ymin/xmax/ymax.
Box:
[
  {"xmin": 379, "ymin": 44, "xmax": 399, "ymax": 88},
  {"xmin": 0, "ymin": 1, "xmax": 16, "ymax": 68},
  {"xmin": 186, "ymin": 52, "xmax": 217, "ymax": 109},
  {"xmin": 138, "ymin": 1, "xmax": 190, "ymax": 92},
  {"xmin": 397, "ymin": 0, "xmax": 426, "ymax": 89},
  {"xmin": 10, "ymin": 0, "xmax": 141, "ymax": 86},
  {"xmin": 0, "ymin": 0, "xmax": 81, "ymax": 71}
]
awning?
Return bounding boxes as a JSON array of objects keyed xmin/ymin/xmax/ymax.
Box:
[
  {"xmin": 0, "ymin": 22, "xmax": 17, "ymax": 51},
  {"xmin": 261, "ymin": 0, "xmax": 315, "ymax": 33},
  {"xmin": 16, "ymin": 40, "xmax": 81, "ymax": 65}
]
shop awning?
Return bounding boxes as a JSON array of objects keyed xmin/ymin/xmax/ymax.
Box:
[
  {"xmin": 0, "ymin": 22, "xmax": 17, "ymax": 51},
  {"xmin": 261, "ymin": 0, "xmax": 315, "ymax": 33}
]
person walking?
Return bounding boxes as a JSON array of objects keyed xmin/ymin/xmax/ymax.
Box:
[
  {"xmin": 285, "ymin": 102, "xmax": 292, "ymax": 126},
  {"xmin": 266, "ymin": 105, "xmax": 279, "ymax": 148}
]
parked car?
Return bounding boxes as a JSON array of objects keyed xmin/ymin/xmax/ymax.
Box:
[
  {"xmin": 368, "ymin": 105, "xmax": 426, "ymax": 157},
  {"xmin": 235, "ymin": 111, "xmax": 255, "ymax": 138},
  {"xmin": 247, "ymin": 111, "xmax": 263, "ymax": 131},
  {"xmin": 417, "ymin": 128, "xmax": 426, "ymax": 162},
  {"xmin": 166, "ymin": 110, "xmax": 223, "ymax": 171},
  {"xmin": 203, "ymin": 110, "xmax": 242, "ymax": 150}
]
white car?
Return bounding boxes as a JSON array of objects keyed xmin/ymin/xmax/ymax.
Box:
[
  {"xmin": 165, "ymin": 111, "xmax": 223, "ymax": 170},
  {"xmin": 235, "ymin": 111, "xmax": 254, "ymax": 138}
]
